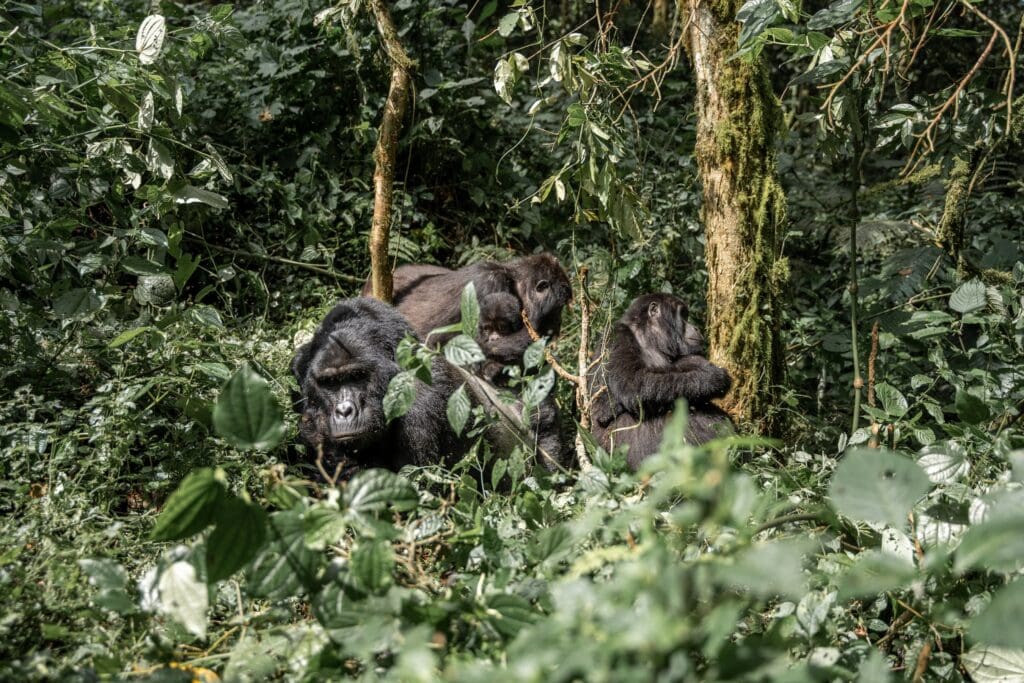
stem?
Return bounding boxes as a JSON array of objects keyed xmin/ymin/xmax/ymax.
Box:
[
  {"xmin": 367, "ymin": 0, "xmax": 414, "ymax": 304},
  {"xmin": 849, "ymin": 95, "xmax": 865, "ymax": 438}
]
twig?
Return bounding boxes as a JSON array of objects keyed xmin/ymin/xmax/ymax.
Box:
[
  {"xmin": 184, "ymin": 239, "xmax": 364, "ymax": 283},
  {"xmin": 867, "ymin": 320, "xmax": 880, "ymax": 448},
  {"xmin": 912, "ymin": 640, "xmax": 933, "ymax": 683}
]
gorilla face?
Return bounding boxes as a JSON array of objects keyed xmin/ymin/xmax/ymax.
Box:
[
  {"xmin": 513, "ymin": 254, "xmax": 572, "ymax": 337},
  {"xmin": 626, "ymin": 293, "xmax": 705, "ymax": 367},
  {"xmin": 297, "ymin": 332, "xmax": 392, "ymax": 451}
]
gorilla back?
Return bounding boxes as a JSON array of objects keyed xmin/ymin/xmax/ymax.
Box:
[{"xmin": 291, "ymin": 298, "xmax": 459, "ymax": 473}]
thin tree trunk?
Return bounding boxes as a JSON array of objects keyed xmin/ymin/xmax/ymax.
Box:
[
  {"xmin": 682, "ymin": 0, "xmax": 787, "ymax": 434},
  {"xmin": 652, "ymin": 0, "xmax": 669, "ymax": 36},
  {"xmin": 368, "ymin": 0, "xmax": 413, "ymax": 303}
]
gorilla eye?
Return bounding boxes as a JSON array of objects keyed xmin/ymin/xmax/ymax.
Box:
[{"xmin": 536, "ymin": 280, "xmax": 550, "ymax": 292}]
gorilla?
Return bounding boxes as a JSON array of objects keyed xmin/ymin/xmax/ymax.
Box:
[
  {"xmin": 362, "ymin": 253, "xmax": 573, "ymax": 367},
  {"xmin": 291, "ymin": 298, "xmax": 568, "ymax": 477},
  {"xmin": 290, "ymin": 298, "xmax": 460, "ymax": 475},
  {"xmin": 589, "ymin": 293, "xmax": 733, "ymax": 470}
]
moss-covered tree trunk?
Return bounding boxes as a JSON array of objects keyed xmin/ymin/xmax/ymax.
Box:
[{"xmin": 682, "ymin": 0, "xmax": 787, "ymax": 433}]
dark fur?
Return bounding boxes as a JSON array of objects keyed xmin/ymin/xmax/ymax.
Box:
[
  {"xmin": 290, "ymin": 298, "xmax": 460, "ymax": 475},
  {"xmin": 363, "ymin": 254, "xmax": 572, "ymax": 362},
  {"xmin": 590, "ymin": 293, "xmax": 733, "ymax": 470},
  {"xmin": 292, "ymin": 297, "xmax": 566, "ymax": 475}
]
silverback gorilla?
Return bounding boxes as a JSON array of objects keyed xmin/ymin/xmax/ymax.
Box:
[
  {"xmin": 291, "ymin": 298, "xmax": 459, "ymax": 475},
  {"xmin": 362, "ymin": 254, "xmax": 573, "ymax": 372},
  {"xmin": 590, "ymin": 293, "xmax": 733, "ymax": 470},
  {"xmin": 291, "ymin": 298, "xmax": 566, "ymax": 476}
]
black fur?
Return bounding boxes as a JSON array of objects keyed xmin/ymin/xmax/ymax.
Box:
[
  {"xmin": 291, "ymin": 298, "xmax": 460, "ymax": 475},
  {"xmin": 590, "ymin": 293, "xmax": 733, "ymax": 470}
]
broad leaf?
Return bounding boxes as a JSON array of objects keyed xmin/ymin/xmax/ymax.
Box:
[
  {"xmin": 54, "ymin": 288, "xmax": 101, "ymax": 319},
  {"xmin": 151, "ymin": 467, "xmax": 225, "ymax": 541},
  {"xmin": 918, "ymin": 441, "xmax": 970, "ymax": 484},
  {"xmin": 206, "ymin": 497, "xmax": 268, "ymax": 582},
  {"xmin": 807, "ymin": 0, "xmax": 862, "ymax": 30},
  {"xmin": 173, "ymin": 185, "xmax": 229, "ymax": 209},
  {"xmin": 949, "ymin": 279, "xmax": 987, "ymax": 314},
  {"xmin": 157, "ymin": 560, "xmax": 208, "ymax": 637},
  {"xmin": 837, "ymin": 550, "xmax": 916, "ymax": 599},
  {"xmin": 956, "ymin": 514, "xmax": 1024, "ymax": 572},
  {"xmin": 956, "ymin": 389, "xmax": 990, "ymax": 424},
  {"xmin": 213, "ymin": 364, "xmax": 286, "ymax": 451},
  {"xmin": 350, "ymin": 540, "xmax": 393, "ymax": 593},
  {"xmin": 970, "ymin": 580, "xmax": 1024, "ymax": 648},
  {"xmin": 829, "ymin": 449, "xmax": 931, "ymax": 528},
  {"xmin": 136, "ymin": 14, "xmax": 166, "ymax": 65},
  {"xmin": 961, "ymin": 646, "xmax": 1024, "ymax": 683},
  {"xmin": 447, "ymin": 384, "xmax": 471, "ymax": 436},
  {"xmin": 444, "ymin": 334, "xmax": 486, "ymax": 367},
  {"xmin": 245, "ymin": 510, "xmax": 319, "ymax": 599},
  {"xmin": 345, "ymin": 469, "xmax": 418, "ymax": 515},
  {"xmin": 383, "ymin": 370, "xmax": 417, "ymax": 421},
  {"xmin": 717, "ymin": 538, "xmax": 811, "ymax": 599}
]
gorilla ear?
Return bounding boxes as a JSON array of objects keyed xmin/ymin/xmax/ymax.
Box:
[{"xmin": 647, "ymin": 301, "xmax": 660, "ymax": 317}]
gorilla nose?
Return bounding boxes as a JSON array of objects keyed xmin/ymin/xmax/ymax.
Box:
[{"xmin": 336, "ymin": 400, "xmax": 356, "ymax": 419}]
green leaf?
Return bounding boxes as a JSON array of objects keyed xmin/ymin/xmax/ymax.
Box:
[
  {"xmin": 460, "ymin": 282, "xmax": 480, "ymax": 338},
  {"xmin": 949, "ymin": 279, "xmax": 987, "ymax": 314},
  {"xmin": 136, "ymin": 14, "xmax": 167, "ymax": 65},
  {"xmin": 956, "ymin": 514, "xmax": 1024, "ymax": 573},
  {"xmin": 345, "ymin": 469, "xmax": 418, "ymax": 515},
  {"xmin": 157, "ymin": 560, "xmax": 207, "ymax": 637},
  {"xmin": 121, "ymin": 255, "xmax": 166, "ymax": 276},
  {"xmin": 961, "ymin": 646, "xmax": 1024, "ymax": 683},
  {"xmin": 213, "ymin": 364, "xmax": 286, "ymax": 451},
  {"xmin": 383, "ymin": 370, "xmax": 417, "ymax": 421},
  {"xmin": 350, "ymin": 540, "xmax": 393, "ymax": 593},
  {"xmin": 54, "ymin": 288, "xmax": 101, "ymax": 319},
  {"xmin": 829, "ymin": 449, "xmax": 931, "ymax": 528},
  {"xmin": 523, "ymin": 338, "xmax": 546, "ymax": 370},
  {"xmin": 807, "ymin": 0, "xmax": 862, "ymax": 30},
  {"xmin": 521, "ymin": 369, "xmax": 554, "ymax": 409},
  {"xmin": 303, "ymin": 506, "xmax": 348, "ymax": 550},
  {"xmin": 836, "ymin": 550, "xmax": 916, "ymax": 600},
  {"xmin": 736, "ymin": 0, "xmax": 781, "ymax": 46},
  {"xmin": 497, "ymin": 12, "xmax": 518, "ymax": 37},
  {"xmin": 206, "ymin": 497, "xmax": 268, "ymax": 582},
  {"xmin": 917, "ymin": 441, "xmax": 970, "ymax": 484},
  {"xmin": 173, "ymin": 185, "xmax": 229, "ymax": 210},
  {"xmin": 874, "ymin": 383, "xmax": 908, "ymax": 418},
  {"xmin": 245, "ymin": 509, "xmax": 319, "ymax": 599},
  {"xmin": 107, "ymin": 326, "xmax": 153, "ymax": 348},
  {"xmin": 970, "ymin": 580, "xmax": 1024, "ymax": 648},
  {"xmin": 717, "ymin": 538, "xmax": 811, "ymax": 599},
  {"xmin": 145, "ymin": 139, "xmax": 174, "ymax": 180},
  {"xmin": 956, "ymin": 389, "xmax": 990, "ymax": 424},
  {"xmin": 151, "ymin": 468, "xmax": 225, "ymax": 541},
  {"xmin": 444, "ymin": 334, "xmax": 486, "ymax": 367},
  {"xmin": 447, "ymin": 384, "xmax": 471, "ymax": 436},
  {"xmin": 486, "ymin": 593, "xmax": 537, "ymax": 638},
  {"xmin": 79, "ymin": 558, "xmax": 136, "ymax": 614}
]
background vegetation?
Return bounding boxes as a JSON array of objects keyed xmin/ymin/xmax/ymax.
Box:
[{"xmin": 1, "ymin": 0, "xmax": 1023, "ymax": 680}]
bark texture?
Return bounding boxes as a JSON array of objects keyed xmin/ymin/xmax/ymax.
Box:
[
  {"xmin": 682, "ymin": 0, "xmax": 788, "ymax": 433},
  {"xmin": 368, "ymin": 0, "xmax": 413, "ymax": 303},
  {"xmin": 652, "ymin": 0, "xmax": 670, "ymax": 36}
]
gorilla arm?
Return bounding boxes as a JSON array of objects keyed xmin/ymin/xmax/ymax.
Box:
[{"xmin": 606, "ymin": 324, "xmax": 732, "ymax": 415}]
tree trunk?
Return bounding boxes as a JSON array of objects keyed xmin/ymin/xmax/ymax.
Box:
[
  {"xmin": 367, "ymin": 0, "xmax": 413, "ymax": 303},
  {"xmin": 682, "ymin": 0, "xmax": 788, "ymax": 434},
  {"xmin": 651, "ymin": 0, "xmax": 669, "ymax": 37}
]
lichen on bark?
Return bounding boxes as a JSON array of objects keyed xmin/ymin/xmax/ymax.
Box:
[{"xmin": 682, "ymin": 0, "xmax": 788, "ymax": 434}]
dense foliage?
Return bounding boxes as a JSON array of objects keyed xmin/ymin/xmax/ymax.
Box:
[{"xmin": 1, "ymin": 0, "xmax": 1023, "ymax": 680}]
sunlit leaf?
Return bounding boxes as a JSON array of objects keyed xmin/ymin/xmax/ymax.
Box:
[
  {"xmin": 212, "ymin": 364, "xmax": 286, "ymax": 451},
  {"xmin": 151, "ymin": 467, "xmax": 225, "ymax": 541},
  {"xmin": 136, "ymin": 15, "xmax": 166, "ymax": 65},
  {"xmin": 829, "ymin": 449, "xmax": 930, "ymax": 528}
]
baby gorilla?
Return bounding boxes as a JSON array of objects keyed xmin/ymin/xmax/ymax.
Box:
[
  {"xmin": 291, "ymin": 298, "xmax": 460, "ymax": 475},
  {"xmin": 364, "ymin": 253, "xmax": 573, "ymax": 369},
  {"xmin": 590, "ymin": 293, "xmax": 733, "ymax": 470}
]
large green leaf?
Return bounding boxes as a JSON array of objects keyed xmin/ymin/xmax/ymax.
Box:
[
  {"xmin": 383, "ymin": 370, "xmax": 417, "ymax": 421},
  {"xmin": 961, "ymin": 646, "xmax": 1024, "ymax": 683},
  {"xmin": 836, "ymin": 550, "xmax": 916, "ymax": 599},
  {"xmin": 444, "ymin": 334, "xmax": 486, "ymax": 367},
  {"xmin": 956, "ymin": 389, "xmax": 990, "ymax": 424},
  {"xmin": 157, "ymin": 560, "xmax": 208, "ymax": 638},
  {"xmin": 486, "ymin": 593, "xmax": 537, "ymax": 638},
  {"xmin": 447, "ymin": 384, "xmax": 471, "ymax": 436},
  {"xmin": 350, "ymin": 540, "xmax": 394, "ymax": 593},
  {"xmin": 151, "ymin": 467, "xmax": 225, "ymax": 541},
  {"xmin": 970, "ymin": 580, "xmax": 1024, "ymax": 648},
  {"xmin": 956, "ymin": 514, "xmax": 1024, "ymax": 572},
  {"xmin": 213, "ymin": 364, "xmax": 286, "ymax": 451},
  {"xmin": 716, "ymin": 538, "xmax": 812, "ymax": 599},
  {"xmin": 949, "ymin": 279, "xmax": 987, "ymax": 314},
  {"xmin": 206, "ymin": 497, "xmax": 268, "ymax": 582},
  {"xmin": 245, "ymin": 510, "xmax": 320, "ymax": 599},
  {"xmin": 829, "ymin": 449, "xmax": 931, "ymax": 528},
  {"xmin": 344, "ymin": 469, "xmax": 418, "ymax": 515},
  {"xmin": 807, "ymin": 0, "xmax": 862, "ymax": 30},
  {"xmin": 53, "ymin": 288, "xmax": 101, "ymax": 319}
]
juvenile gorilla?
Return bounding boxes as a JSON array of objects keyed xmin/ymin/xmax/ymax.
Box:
[
  {"xmin": 291, "ymin": 298, "xmax": 460, "ymax": 475},
  {"xmin": 590, "ymin": 293, "xmax": 733, "ymax": 470},
  {"xmin": 362, "ymin": 254, "xmax": 573, "ymax": 368},
  {"xmin": 292, "ymin": 298, "xmax": 567, "ymax": 475}
]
